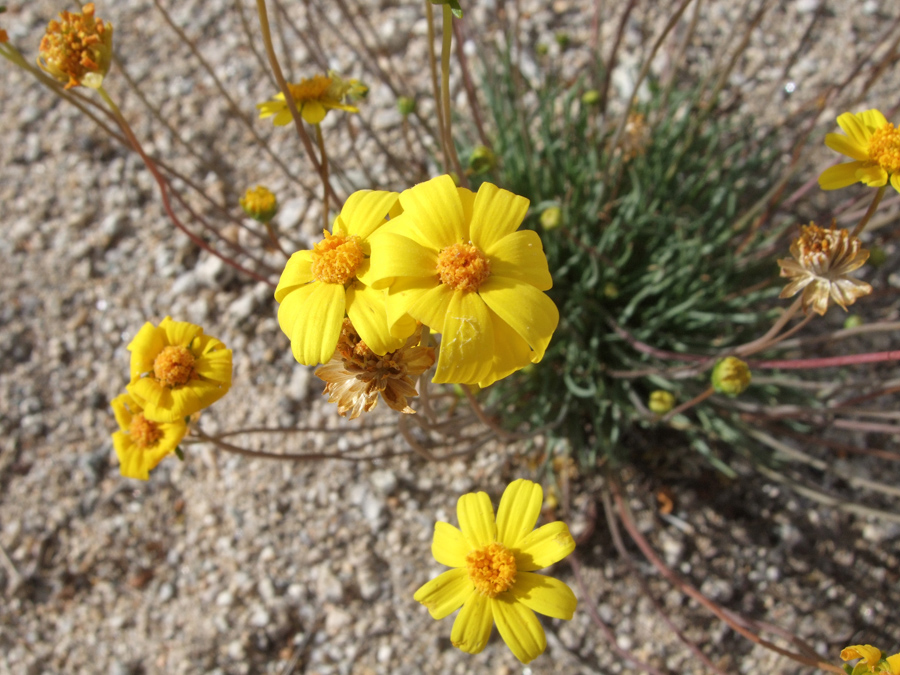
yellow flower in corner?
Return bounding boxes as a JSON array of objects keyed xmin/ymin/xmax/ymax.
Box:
[
  {"xmin": 111, "ymin": 393, "xmax": 186, "ymax": 480},
  {"xmin": 414, "ymin": 479, "xmax": 577, "ymax": 664},
  {"xmin": 275, "ymin": 190, "xmax": 416, "ymax": 365},
  {"xmin": 126, "ymin": 317, "xmax": 232, "ymax": 423},
  {"xmin": 364, "ymin": 176, "xmax": 559, "ymax": 387},
  {"xmin": 842, "ymin": 645, "xmax": 882, "ymax": 669},
  {"xmin": 257, "ymin": 73, "xmax": 359, "ymax": 126},
  {"xmin": 38, "ymin": 3, "xmax": 113, "ymax": 90},
  {"xmin": 819, "ymin": 109, "xmax": 900, "ymax": 194}
]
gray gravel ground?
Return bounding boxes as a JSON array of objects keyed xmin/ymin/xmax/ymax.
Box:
[{"xmin": 1, "ymin": 1, "xmax": 899, "ymax": 674}]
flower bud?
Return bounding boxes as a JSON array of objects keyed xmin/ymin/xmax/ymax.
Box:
[
  {"xmin": 540, "ymin": 206, "xmax": 562, "ymax": 230},
  {"xmin": 468, "ymin": 145, "xmax": 496, "ymax": 175},
  {"xmin": 240, "ymin": 185, "xmax": 278, "ymax": 223},
  {"xmin": 711, "ymin": 357, "xmax": 751, "ymax": 396},
  {"xmin": 582, "ymin": 89, "xmax": 601, "ymax": 106},
  {"xmin": 648, "ymin": 390, "xmax": 675, "ymax": 414},
  {"xmin": 397, "ymin": 96, "xmax": 416, "ymax": 116}
]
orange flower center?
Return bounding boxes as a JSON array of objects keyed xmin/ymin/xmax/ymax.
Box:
[
  {"xmin": 39, "ymin": 3, "xmax": 108, "ymax": 88},
  {"xmin": 153, "ymin": 345, "xmax": 196, "ymax": 387},
  {"xmin": 868, "ymin": 123, "xmax": 900, "ymax": 175},
  {"xmin": 129, "ymin": 414, "xmax": 162, "ymax": 449},
  {"xmin": 466, "ymin": 542, "xmax": 517, "ymax": 597},
  {"xmin": 436, "ymin": 243, "xmax": 491, "ymax": 292},
  {"xmin": 310, "ymin": 231, "xmax": 364, "ymax": 284},
  {"xmin": 288, "ymin": 76, "xmax": 333, "ymax": 103}
]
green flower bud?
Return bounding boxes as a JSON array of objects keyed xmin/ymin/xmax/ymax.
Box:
[
  {"xmin": 240, "ymin": 185, "xmax": 278, "ymax": 223},
  {"xmin": 582, "ymin": 89, "xmax": 601, "ymax": 106},
  {"xmin": 843, "ymin": 315, "xmax": 864, "ymax": 329},
  {"xmin": 468, "ymin": 145, "xmax": 496, "ymax": 175},
  {"xmin": 536, "ymin": 43, "xmax": 549, "ymax": 57},
  {"xmin": 603, "ymin": 282, "xmax": 619, "ymax": 299},
  {"xmin": 711, "ymin": 357, "xmax": 752, "ymax": 396},
  {"xmin": 397, "ymin": 96, "xmax": 416, "ymax": 116},
  {"xmin": 648, "ymin": 390, "xmax": 675, "ymax": 414},
  {"xmin": 540, "ymin": 206, "xmax": 562, "ymax": 230}
]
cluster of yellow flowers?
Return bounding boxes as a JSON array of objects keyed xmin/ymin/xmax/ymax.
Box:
[
  {"xmin": 273, "ymin": 176, "xmax": 559, "ymax": 416},
  {"xmin": 109, "ymin": 318, "xmax": 232, "ymax": 480},
  {"xmin": 841, "ymin": 645, "xmax": 900, "ymax": 674}
]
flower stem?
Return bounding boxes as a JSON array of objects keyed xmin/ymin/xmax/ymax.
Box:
[
  {"xmin": 315, "ymin": 123, "xmax": 330, "ymax": 231},
  {"xmin": 425, "ymin": 0, "xmax": 451, "ymax": 172},
  {"xmin": 851, "ymin": 184, "xmax": 886, "ymax": 237},
  {"xmin": 95, "ymin": 86, "xmax": 275, "ymax": 286},
  {"xmin": 440, "ymin": 4, "xmax": 466, "ymax": 185}
]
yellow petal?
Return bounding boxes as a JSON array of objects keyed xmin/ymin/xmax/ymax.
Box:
[
  {"xmin": 458, "ymin": 187, "xmax": 475, "ymax": 224},
  {"xmin": 478, "ymin": 310, "xmax": 537, "ymax": 388},
  {"xmin": 514, "ymin": 521, "xmax": 576, "ymax": 571},
  {"xmin": 275, "ymin": 250, "xmax": 313, "ymax": 303},
  {"xmin": 512, "ymin": 572, "xmax": 577, "ymax": 620},
  {"xmin": 450, "ymin": 592, "xmax": 493, "ymax": 654},
  {"xmin": 366, "ymin": 232, "xmax": 437, "ymax": 284},
  {"xmin": 841, "ymin": 645, "xmax": 881, "ymax": 666},
  {"xmin": 405, "ymin": 282, "xmax": 454, "ymax": 334},
  {"xmin": 487, "ymin": 230, "xmax": 553, "ymax": 291},
  {"xmin": 457, "ymin": 491, "xmax": 497, "ymax": 549},
  {"xmin": 432, "ymin": 521, "xmax": 470, "ymax": 568},
  {"xmin": 272, "ymin": 109, "xmax": 293, "ymax": 126},
  {"xmin": 496, "ymin": 479, "xmax": 543, "ymax": 548},
  {"xmin": 195, "ymin": 348, "xmax": 233, "ymax": 384},
  {"xmin": 836, "ymin": 112, "xmax": 873, "ymax": 147},
  {"xmin": 818, "ymin": 162, "xmax": 865, "ymax": 190},
  {"xmin": 383, "ymin": 277, "xmax": 438, "ymax": 333},
  {"xmin": 127, "ymin": 377, "xmax": 175, "ymax": 420},
  {"xmin": 433, "ymin": 291, "xmax": 494, "ymax": 385},
  {"xmin": 340, "ymin": 189, "xmax": 399, "ymax": 241},
  {"xmin": 479, "ymin": 277, "xmax": 559, "ymax": 362},
  {"xmin": 857, "ymin": 108, "xmax": 888, "ymax": 130},
  {"xmin": 824, "ymin": 132, "xmax": 869, "ymax": 161},
  {"xmin": 127, "ymin": 322, "xmax": 166, "ymax": 379},
  {"xmin": 892, "ymin": 171, "xmax": 900, "ymax": 195},
  {"xmin": 856, "ymin": 163, "xmax": 888, "ymax": 187},
  {"xmin": 167, "ymin": 380, "xmax": 229, "ymax": 420},
  {"xmin": 469, "ymin": 182, "xmax": 530, "ymax": 253},
  {"xmin": 398, "ymin": 175, "xmax": 466, "ymax": 249},
  {"xmin": 413, "ymin": 568, "xmax": 473, "ymax": 620},
  {"xmin": 492, "ymin": 596, "xmax": 546, "ymax": 663},
  {"xmin": 886, "ymin": 653, "xmax": 900, "ymax": 674},
  {"xmin": 110, "ymin": 393, "xmax": 135, "ymax": 431},
  {"xmin": 346, "ymin": 283, "xmax": 408, "ymax": 355},
  {"xmin": 301, "ymin": 100, "xmax": 326, "ymax": 125},
  {"xmin": 160, "ymin": 317, "xmax": 202, "ymax": 348},
  {"xmin": 289, "ymin": 282, "xmax": 346, "ymax": 365}
]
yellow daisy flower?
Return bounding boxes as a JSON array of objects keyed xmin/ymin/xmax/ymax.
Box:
[
  {"xmin": 110, "ymin": 393, "xmax": 186, "ymax": 480},
  {"xmin": 257, "ymin": 73, "xmax": 359, "ymax": 126},
  {"xmin": 777, "ymin": 223, "xmax": 871, "ymax": 315},
  {"xmin": 414, "ymin": 479, "xmax": 577, "ymax": 664},
  {"xmin": 314, "ymin": 319, "xmax": 435, "ymax": 419},
  {"xmin": 363, "ymin": 176, "xmax": 559, "ymax": 387},
  {"xmin": 819, "ymin": 109, "xmax": 900, "ymax": 194},
  {"xmin": 38, "ymin": 3, "xmax": 113, "ymax": 90},
  {"xmin": 275, "ymin": 190, "xmax": 416, "ymax": 365},
  {"xmin": 126, "ymin": 317, "xmax": 232, "ymax": 423}
]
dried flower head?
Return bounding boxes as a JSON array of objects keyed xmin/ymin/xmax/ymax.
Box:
[
  {"xmin": 240, "ymin": 185, "xmax": 278, "ymax": 223},
  {"xmin": 777, "ymin": 223, "xmax": 872, "ymax": 316},
  {"xmin": 38, "ymin": 3, "xmax": 113, "ymax": 89},
  {"xmin": 614, "ymin": 111, "xmax": 651, "ymax": 162},
  {"xmin": 819, "ymin": 109, "xmax": 900, "ymax": 194},
  {"xmin": 257, "ymin": 72, "xmax": 359, "ymax": 126},
  {"xmin": 314, "ymin": 319, "xmax": 435, "ymax": 419}
]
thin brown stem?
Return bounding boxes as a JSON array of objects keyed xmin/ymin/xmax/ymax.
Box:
[
  {"xmin": 426, "ymin": 0, "xmax": 452, "ymax": 171},
  {"xmin": 851, "ymin": 185, "xmax": 886, "ymax": 237},
  {"xmin": 315, "ymin": 124, "xmax": 330, "ymax": 231}
]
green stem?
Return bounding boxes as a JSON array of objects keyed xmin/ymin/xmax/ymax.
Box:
[
  {"xmin": 851, "ymin": 184, "xmax": 886, "ymax": 237},
  {"xmin": 426, "ymin": 1, "xmax": 451, "ymax": 172},
  {"xmin": 315, "ymin": 123, "xmax": 330, "ymax": 231}
]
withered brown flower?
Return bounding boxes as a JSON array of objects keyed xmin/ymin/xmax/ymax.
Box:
[
  {"xmin": 314, "ymin": 319, "xmax": 435, "ymax": 419},
  {"xmin": 777, "ymin": 223, "xmax": 872, "ymax": 316}
]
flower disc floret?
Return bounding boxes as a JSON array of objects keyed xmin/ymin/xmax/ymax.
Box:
[
  {"xmin": 38, "ymin": 3, "xmax": 113, "ymax": 89},
  {"xmin": 467, "ymin": 542, "xmax": 516, "ymax": 597},
  {"xmin": 129, "ymin": 414, "xmax": 163, "ymax": 448},
  {"xmin": 868, "ymin": 124, "xmax": 900, "ymax": 175},
  {"xmin": 437, "ymin": 243, "xmax": 491, "ymax": 292},
  {"xmin": 311, "ymin": 232, "xmax": 364, "ymax": 284},
  {"xmin": 153, "ymin": 345, "xmax": 196, "ymax": 387}
]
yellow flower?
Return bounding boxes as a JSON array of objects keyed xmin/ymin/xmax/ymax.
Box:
[
  {"xmin": 126, "ymin": 317, "xmax": 232, "ymax": 423},
  {"xmin": 414, "ymin": 479, "xmax": 577, "ymax": 663},
  {"xmin": 314, "ymin": 319, "xmax": 435, "ymax": 419},
  {"xmin": 240, "ymin": 185, "xmax": 278, "ymax": 222},
  {"xmin": 711, "ymin": 357, "xmax": 751, "ymax": 396},
  {"xmin": 819, "ymin": 109, "xmax": 900, "ymax": 194},
  {"xmin": 842, "ymin": 645, "xmax": 882, "ymax": 668},
  {"xmin": 275, "ymin": 190, "xmax": 416, "ymax": 365},
  {"xmin": 648, "ymin": 390, "xmax": 675, "ymax": 414},
  {"xmin": 777, "ymin": 223, "xmax": 871, "ymax": 315},
  {"xmin": 364, "ymin": 176, "xmax": 559, "ymax": 387},
  {"xmin": 38, "ymin": 3, "xmax": 113, "ymax": 90},
  {"xmin": 110, "ymin": 393, "xmax": 186, "ymax": 480},
  {"xmin": 257, "ymin": 73, "xmax": 359, "ymax": 126}
]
